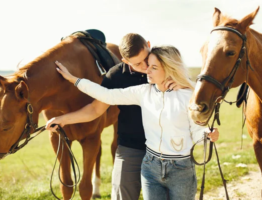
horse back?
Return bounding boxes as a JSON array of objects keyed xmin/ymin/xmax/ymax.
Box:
[{"xmin": 45, "ymin": 37, "xmax": 120, "ymax": 140}]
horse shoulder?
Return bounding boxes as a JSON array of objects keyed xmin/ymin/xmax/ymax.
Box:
[{"xmin": 106, "ymin": 43, "xmax": 121, "ymax": 60}]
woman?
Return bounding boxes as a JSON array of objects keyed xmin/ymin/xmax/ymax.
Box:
[{"xmin": 48, "ymin": 45, "xmax": 219, "ymax": 200}]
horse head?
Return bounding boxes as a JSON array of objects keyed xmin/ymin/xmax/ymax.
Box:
[
  {"xmin": 189, "ymin": 7, "xmax": 260, "ymax": 126},
  {"xmin": 0, "ymin": 75, "xmax": 34, "ymax": 159}
]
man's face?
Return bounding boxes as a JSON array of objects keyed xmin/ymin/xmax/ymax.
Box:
[{"xmin": 123, "ymin": 46, "xmax": 150, "ymax": 74}]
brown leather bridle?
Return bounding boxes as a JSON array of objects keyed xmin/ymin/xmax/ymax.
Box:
[
  {"xmin": 196, "ymin": 26, "xmax": 253, "ymax": 128},
  {"xmin": 191, "ymin": 26, "xmax": 254, "ymax": 200},
  {"xmin": 0, "ymin": 102, "xmax": 80, "ymax": 199},
  {"xmin": 0, "ymin": 103, "xmax": 38, "ymax": 159}
]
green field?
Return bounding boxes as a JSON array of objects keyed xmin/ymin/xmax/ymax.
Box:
[{"xmin": 0, "ymin": 68, "xmax": 257, "ymax": 200}]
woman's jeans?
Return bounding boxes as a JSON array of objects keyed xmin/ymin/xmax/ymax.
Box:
[{"xmin": 141, "ymin": 152, "xmax": 197, "ymax": 200}]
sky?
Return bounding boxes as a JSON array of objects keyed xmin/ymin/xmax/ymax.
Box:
[{"xmin": 0, "ymin": 0, "xmax": 261, "ymax": 71}]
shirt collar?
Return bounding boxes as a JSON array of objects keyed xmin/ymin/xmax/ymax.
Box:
[
  {"xmin": 128, "ymin": 65, "xmax": 135, "ymax": 75},
  {"xmin": 153, "ymin": 84, "xmax": 172, "ymax": 93},
  {"xmin": 122, "ymin": 63, "xmax": 143, "ymax": 76},
  {"xmin": 122, "ymin": 63, "xmax": 131, "ymax": 74}
]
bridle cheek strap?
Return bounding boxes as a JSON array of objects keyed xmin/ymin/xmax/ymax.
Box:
[{"xmin": 0, "ymin": 103, "xmax": 37, "ymax": 159}]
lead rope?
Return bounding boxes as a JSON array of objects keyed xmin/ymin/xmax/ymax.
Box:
[
  {"xmin": 22, "ymin": 124, "xmax": 81, "ymax": 200},
  {"xmin": 199, "ymin": 131, "xmax": 208, "ymax": 200},
  {"xmin": 49, "ymin": 125, "xmax": 81, "ymax": 200},
  {"xmin": 194, "ymin": 27, "xmax": 255, "ymax": 200},
  {"xmin": 210, "ymin": 106, "xmax": 229, "ymax": 199},
  {"xmin": 198, "ymin": 40, "xmax": 254, "ymax": 199},
  {"xmin": 191, "ymin": 101, "xmax": 229, "ymax": 200}
]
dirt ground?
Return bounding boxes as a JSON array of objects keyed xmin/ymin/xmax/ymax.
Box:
[{"xmin": 197, "ymin": 167, "xmax": 262, "ymax": 200}]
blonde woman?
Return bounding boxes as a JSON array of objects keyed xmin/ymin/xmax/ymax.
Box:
[{"xmin": 52, "ymin": 46, "xmax": 219, "ymax": 200}]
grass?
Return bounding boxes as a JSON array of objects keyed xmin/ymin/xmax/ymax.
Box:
[{"xmin": 0, "ymin": 67, "xmax": 257, "ymax": 199}]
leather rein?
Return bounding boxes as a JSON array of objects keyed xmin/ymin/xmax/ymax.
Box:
[
  {"xmin": 0, "ymin": 103, "xmax": 80, "ymax": 200},
  {"xmin": 191, "ymin": 26, "xmax": 254, "ymax": 200}
]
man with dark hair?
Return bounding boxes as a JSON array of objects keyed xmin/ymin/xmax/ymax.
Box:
[{"xmin": 46, "ymin": 33, "xmax": 179, "ymax": 200}]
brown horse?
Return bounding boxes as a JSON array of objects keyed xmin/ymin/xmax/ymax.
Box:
[
  {"xmin": 189, "ymin": 7, "xmax": 262, "ymax": 171},
  {"xmin": 0, "ymin": 34, "xmax": 121, "ymax": 199}
]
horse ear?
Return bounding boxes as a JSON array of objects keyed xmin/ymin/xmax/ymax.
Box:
[
  {"xmin": 238, "ymin": 6, "xmax": 260, "ymax": 32},
  {"xmin": 213, "ymin": 7, "xmax": 221, "ymax": 27},
  {"xmin": 15, "ymin": 81, "xmax": 29, "ymax": 100}
]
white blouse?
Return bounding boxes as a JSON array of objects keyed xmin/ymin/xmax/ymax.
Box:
[{"xmin": 77, "ymin": 79, "xmax": 206, "ymax": 159}]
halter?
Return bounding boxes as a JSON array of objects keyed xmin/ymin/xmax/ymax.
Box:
[
  {"xmin": 191, "ymin": 26, "xmax": 254, "ymax": 200},
  {"xmin": 0, "ymin": 101, "xmax": 80, "ymax": 199},
  {"xmin": 0, "ymin": 103, "xmax": 38, "ymax": 159},
  {"xmin": 196, "ymin": 26, "xmax": 254, "ymax": 127}
]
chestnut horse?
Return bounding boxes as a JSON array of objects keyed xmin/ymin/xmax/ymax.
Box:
[
  {"xmin": 189, "ymin": 7, "xmax": 262, "ymax": 172},
  {"xmin": 0, "ymin": 34, "xmax": 121, "ymax": 199}
]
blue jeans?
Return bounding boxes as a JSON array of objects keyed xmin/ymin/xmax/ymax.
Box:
[{"xmin": 141, "ymin": 152, "xmax": 197, "ymax": 200}]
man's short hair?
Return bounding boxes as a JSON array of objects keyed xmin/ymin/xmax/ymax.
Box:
[{"xmin": 119, "ymin": 33, "xmax": 147, "ymax": 60}]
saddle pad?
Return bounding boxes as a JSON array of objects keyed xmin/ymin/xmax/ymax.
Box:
[
  {"xmin": 62, "ymin": 29, "xmax": 117, "ymax": 72},
  {"xmin": 236, "ymin": 83, "xmax": 249, "ymax": 108}
]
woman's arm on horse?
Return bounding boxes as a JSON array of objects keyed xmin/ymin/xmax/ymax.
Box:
[
  {"xmin": 46, "ymin": 99, "xmax": 110, "ymax": 132},
  {"xmin": 55, "ymin": 61, "xmax": 142, "ymax": 106}
]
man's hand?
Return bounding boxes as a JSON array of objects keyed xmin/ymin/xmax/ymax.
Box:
[{"xmin": 45, "ymin": 116, "xmax": 65, "ymax": 132}]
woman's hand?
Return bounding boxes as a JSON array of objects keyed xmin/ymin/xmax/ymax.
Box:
[
  {"xmin": 205, "ymin": 128, "xmax": 219, "ymax": 142},
  {"xmin": 55, "ymin": 61, "xmax": 78, "ymax": 84},
  {"xmin": 45, "ymin": 116, "xmax": 65, "ymax": 132},
  {"xmin": 164, "ymin": 77, "xmax": 188, "ymax": 91}
]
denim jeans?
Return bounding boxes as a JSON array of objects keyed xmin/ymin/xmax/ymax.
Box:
[{"xmin": 141, "ymin": 152, "xmax": 197, "ymax": 200}]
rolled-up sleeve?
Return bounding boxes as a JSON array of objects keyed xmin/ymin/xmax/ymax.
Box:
[{"xmin": 77, "ymin": 78, "xmax": 142, "ymax": 106}]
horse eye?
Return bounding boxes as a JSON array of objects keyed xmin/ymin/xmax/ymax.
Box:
[
  {"xmin": 2, "ymin": 126, "xmax": 13, "ymax": 132},
  {"xmin": 226, "ymin": 51, "xmax": 236, "ymax": 57}
]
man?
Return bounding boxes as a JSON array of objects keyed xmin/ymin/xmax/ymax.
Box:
[{"xmin": 46, "ymin": 33, "xmax": 178, "ymax": 200}]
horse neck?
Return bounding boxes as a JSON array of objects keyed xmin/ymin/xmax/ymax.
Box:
[
  {"xmin": 24, "ymin": 61, "xmax": 63, "ymax": 112},
  {"xmin": 246, "ymin": 29, "xmax": 262, "ymax": 101},
  {"xmin": 22, "ymin": 37, "xmax": 98, "ymax": 114}
]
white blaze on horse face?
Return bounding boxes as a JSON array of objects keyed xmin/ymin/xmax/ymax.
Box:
[
  {"xmin": 203, "ymin": 32, "xmax": 223, "ymax": 74},
  {"xmin": 194, "ymin": 81, "xmax": 202, "ymax": 95},
  {"xmin": 0, "ymin": 94, "xmax": 6, "ymax": 111},
  {"xmin": 207, "ymin": 32, "xmax": 222, "ymax": 57}
]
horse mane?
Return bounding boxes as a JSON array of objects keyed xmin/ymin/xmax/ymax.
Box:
[
  {"xmin": 62, "ymin": 32, "xmax": 86, "ymax": 41},
  {"xmin": 6, "ymin": 36, "xmax": 77, "ymax": 84}
]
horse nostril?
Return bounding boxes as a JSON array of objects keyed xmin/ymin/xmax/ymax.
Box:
[
  {"xmin": 198, "ymin": 103, "xmax": 208, "ymax": 113},
  {"xmin": 189, "ymin": 103, "xmax": 209, "ymax": 113}
]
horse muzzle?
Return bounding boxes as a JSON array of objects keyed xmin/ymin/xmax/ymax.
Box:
[
  {"xmin": 188, "ymin": 103, "xmax": 211, "ymax": 125},
  {"xmin": 0, "ymin": 152, "xmax": 10, "ymax": 160}
]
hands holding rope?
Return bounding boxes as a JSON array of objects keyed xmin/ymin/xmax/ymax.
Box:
[
  {"xmin": 205, "ymin": 128, "xmax": 219, "ymax": 142},
  {"xmin": 46, "ymin": 117, "xmax": 65, "ymax": 132}
]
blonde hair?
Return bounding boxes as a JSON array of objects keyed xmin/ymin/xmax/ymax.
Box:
[{"xmin": 150, "ymin": 46, "xmax": 195, "ymax": 90}]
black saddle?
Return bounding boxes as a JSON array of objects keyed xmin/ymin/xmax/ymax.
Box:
[
  {"xmin": 61, "ymin": 29, "xmax": 117, "ymax": 74},
  {"xmin": 236, "ymin": 83, "xmax": 249, "ymax": 108},
  {"xmin": 86, "ymin": 29, "xmax": 106, "ymax": 44}
]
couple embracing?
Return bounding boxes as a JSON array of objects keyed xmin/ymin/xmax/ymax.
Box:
[{"xmin": 46, "ymin": 33, "xmax": 219, "ymax": 200}]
